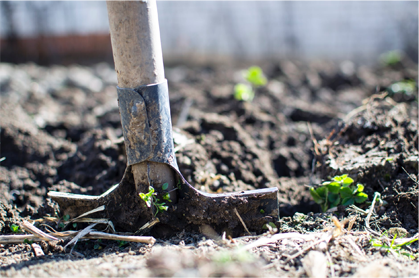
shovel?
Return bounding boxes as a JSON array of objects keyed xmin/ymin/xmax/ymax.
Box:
[{"xmin": 48, "ymin": 0, "xmax": 279, "ymax": 237}]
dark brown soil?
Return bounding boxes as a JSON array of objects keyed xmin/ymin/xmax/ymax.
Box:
[{"xmin": 0, "ymin": 59, "xmax": 417, "ymax": 277}]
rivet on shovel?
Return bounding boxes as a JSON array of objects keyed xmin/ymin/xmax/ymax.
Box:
[{"xmin": 48, "ymin": 0, "xmax": 279, "ymax": 237}]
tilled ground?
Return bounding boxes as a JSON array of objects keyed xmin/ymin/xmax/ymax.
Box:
[{"xmin": 0, "ymin": 59, "xmax": 418, "ymax": 277}]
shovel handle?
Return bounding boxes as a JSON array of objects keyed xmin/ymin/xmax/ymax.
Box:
[
  {"xmin": 107, "ymin": 0, "xmax": 176, "ymax": 196},
  {"xmin": 107, "ymin": 0, "xmax": 165, "ymax": 87}
]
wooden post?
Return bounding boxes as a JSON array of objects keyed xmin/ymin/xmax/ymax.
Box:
[{"xmin": 106, "ymin": 0, "xmax": 175, "ymax": 193}]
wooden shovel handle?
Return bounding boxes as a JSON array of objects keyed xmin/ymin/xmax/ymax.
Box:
[{"xmin": 107, "ymin": 0, "xmax": 165, "ymax": 87}]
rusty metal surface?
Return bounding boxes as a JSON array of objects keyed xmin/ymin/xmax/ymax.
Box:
[
  {"xmin": 48, "ymin": 166, "xmax": 153, "ymax": 232},
  {"xmin": 49, "ymin": 166, "xmax": 279, "ymax": 236},
  {"xmin": 118, "ymin": 80, "xmax": 179, "ymax": 171}
]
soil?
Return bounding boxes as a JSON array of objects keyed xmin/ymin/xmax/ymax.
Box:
[{"xmin": 0, "ymin": 58, "xmax": 418, "ymax": 277}]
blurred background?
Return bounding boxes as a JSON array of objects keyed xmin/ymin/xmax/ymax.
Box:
[{"xmin": 1, "ymin": 1, "xmax": 418, "ymax": 66}]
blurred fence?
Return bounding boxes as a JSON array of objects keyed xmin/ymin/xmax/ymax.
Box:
[{"xmin": 1, "ymin": 1, "xmax": 417, "ymax": 65}]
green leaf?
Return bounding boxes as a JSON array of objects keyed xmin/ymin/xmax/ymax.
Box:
[
  {"xmin": 328, "ymin": 193, "xmax": 341, "ymax": 208},
  {"xmin": 342, "ymin": 177, "xmax": 354, "ymax": 186},
  {"xmin": 245, "ymin": 66, "xmax": 267, "ymax": 87},
  {"xmin": 234, "ymin": 83, "xmax": 254, "ymax": 102},
  {"xmin": 159, "ymin": 205, "xmax": 168, "ymax": 211},
  {"xmin": 310, "ymin": 187, "xmax": 324, "ymax": 204},
  {"xmin": 24, "ymin": 238, "xmax": 33, "ymax": 244},
  {"xmin": 162, "ymin": 193, "xmax": 172, "ymax": 202},
  {"xmin": 333, "ymin": 174, "xmax": 347, "ymax": 182},
  {"xmin": 139, "ymin": 193, "xmax": 152, "ymax": 207},
  {"xmin": 341, "ymin": 197, "xmax": 354, "ymax": 206},
  {"xmin": 354, "ymin": 192, "xmax": 368, "ymax": 204},
  {"xmin": 63, "ymin": 214, "xmax": 70, "ymax": 222},
  {"xmin": 162, "ymin": 183, "xmax": 169, "ymax": 191},
  {"xmin": 356, "ymin": 184, "xmax": 364, "ymax": 192},
  {"xmin": 328, "ymin": 193, "xmax": 340, "ymax": 203},
  {"xmin": 316, "ymin": 186, "xmax": 328, "ymax": 198},
  {"xmin": 10, "ymin": 224, "xmax": 20, "ymax": 233},
  {"xmin": 72, "ymin": 223, "xmax": 77, "ymax": 228},
  {"xmin": 327, "ymin": 182, "xmax": 341, "ymax": 194},
  {"xmin": 380, "ymin": 50, "xmax": 402, "ymax": 66},
  {"xmin": 340, "ymin": 187, "xmax": 353, "ymax": 198}
]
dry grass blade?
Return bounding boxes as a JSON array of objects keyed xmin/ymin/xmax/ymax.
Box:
[
  {"xmin": 86, "ymin": 231, "xmax": 156, "ymax": 245},
  {"xmin": 242, "ymin": 232, "xmax": 319, "ymax": 251},
  {"xmin": 284, "ymin": 232, "xmax": 333, "ymax": 263},
  {"xmin": 365, "ymin": 192, "xmax": 381, "ymax": 237},
  {"xmin": 0, "ymin": 230, "xmax": 157, "ymax": 245},
  {"xmin": 65, "ymin": 223, "xmax": 97, "ymax": 253},
  {"xmin": 69, "ymin": 218, "xmax": 116, "ymax": 233},
  {"xmin": 71, "ymin": 205, "xmax": 105, "ymax": 221},
  {"xmin": 21, "ymin": 220, "xmax": 58, "ymax": 241},
  {"xmin": 233, "ymin": 208, "xmax": 251, "ymax": 235}
]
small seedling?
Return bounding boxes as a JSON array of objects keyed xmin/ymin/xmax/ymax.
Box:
[
  {"xmin": 139, "ymin": 187, "xmax": 154, "ymax": 208},
  {"xmin": 234, "ymin": 83, "xmax": 254, "ymax": 102},
  {"xmin": 370, "ymin": 234, "xmax": 418, "ymax": 260},
  {"xmin": 245, "ymin": 66, "xmax": 267, "ymax": 87},
  {"xmin": 117, "ymin": 240, "xmax": 128, "ymax": 248},
  {"xmin": 139, "ymin": 186, "xmax": 169, "ymax": 216},
  {"xmin": 59, "ymin": 214, "xmax": 71, "ymax": 229},
  {"xmin": 380, "ymin": 50, "xmax": 402, "ymax": 66},
  {"xmin": 310, "ymin": 174, "xmax": 368, "ymax": 212},
  {"xmin": 387, "ymin": 79, "xmax": 417, "ymax": 98},
  {"xmin": 234, "ymin": 66, "xmax": 267, "ymax": 102},
  {"xmin": 24, "ymin": 238, "xmax": 34, "ymax": 244},
  {"xmin": 10, "ymin": 224, "xmax": 20, "ymax": 233},
  {"xmin": 162, "ymin": 192, "xmax": 172, "ymax": 202}
]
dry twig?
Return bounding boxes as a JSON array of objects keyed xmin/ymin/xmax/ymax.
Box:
[{"xmin": 233, "ymin": 208, "xmax": 251, "ymax": 235}]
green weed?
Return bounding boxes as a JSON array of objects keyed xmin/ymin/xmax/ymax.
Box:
[
  {"xmin": 310, "ymin": 174, "xmax": 368, "ymax": 212},
  {"xmin": 24, "ymin": 238, "xmax": 34, "ymax": 244},
  {"xmin": 234, "ymin": 66, "xmax": 267, "ymax": 102},
  {"xmin": 117, "ymin": 240, "xmax": 128, "ymax": 248},
  {"xmin": 10, "ymin": 224, "xmax": 20, "ymax": 233},
  {"xmin": 370, "ymin": 234, "xmax": 418, "ymax": 260},
  {"xmin": 139, "ymin": 186, "xmax": 169, "ymax": 216},
  {"xmin": 245, "ymin": 66, "xmax": 267, "ymax": 86},
  {"xmin": 234, "ymin": 83, "xmax": 254, "ymax": 102},
  {"xmin": 380, "ymin": 50, "xmax": 402, "ymax": 66},
  {"xmin": 387, "ymin": 79, "xmax": 417, "ymax": 98}
]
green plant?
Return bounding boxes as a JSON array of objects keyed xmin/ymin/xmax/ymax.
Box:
[
  {"xmin": 234, "ymin": 66, "xmax": 267, "ymax": 102},
  {"xmin": 234, "ymin": 83, "xmax": 254, "ymax": 102},
  {"xmin": 117, "ymin": 240, "xmax": 128, "ymax": 248},
  {"xmin": 10, "ymin": 224, "xmax": 20, "ymax": 233},
  {"xmin": 380, "ymin": 50, "xmax": 402, "ymax": 66},
  {"xmin": 94, "ymin": 239, "xmax": 103, "ymax": 250},
  {"xmin": 370, "ymin": 234, "xmax": 418, "ymax": 260},
  {"xmin": 245, "ymin": 66, "xmax": 267, "ymax": 86},
  {"xmin": 24, "ymin": 238, "xmax": 34, "ymax": 244},
  {"xmin": 310, "ymin": 174, "xmax": 368, "ymax": 212},
  {"xmin": 139, "ymin": 186, "xmax": 169, "ymax": 216},
  {"xmin": 388, "ymin": 79, "xmax": 417, "ymax": 97},
  {"xmin": 59, "ymin": 214, "xmax": 71, "ymax": 229}
]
